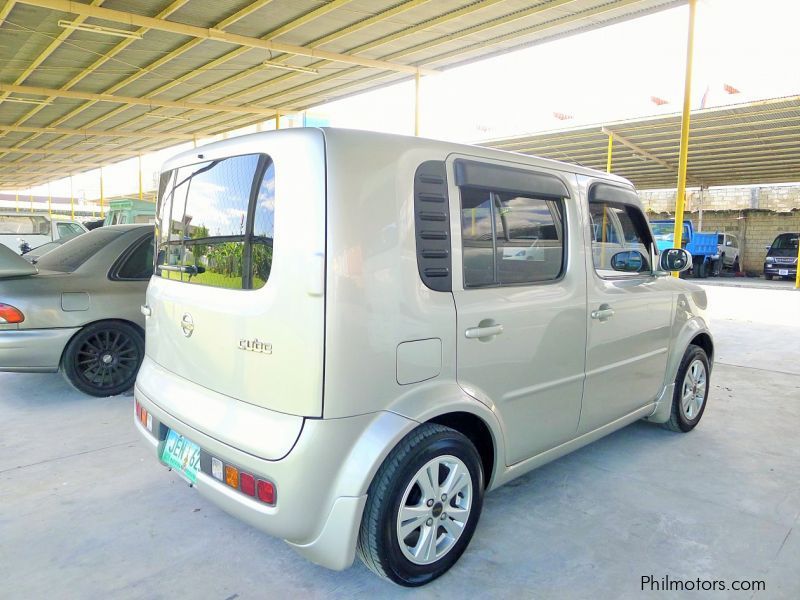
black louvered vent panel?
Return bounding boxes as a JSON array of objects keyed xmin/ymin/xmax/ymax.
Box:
[{"xmin": 414, "ymin": 161, "xmax": 451, "ymax": 292}]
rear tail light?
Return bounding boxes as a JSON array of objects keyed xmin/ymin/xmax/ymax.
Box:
[
  {"xmin": 134, "ymin": 399, "xmax": 152, "ymax": 432},
  {"xmin": 209, "ymin": 455, "xmax": 275, "ymax": 506},
  {"xmin": 0, "ymin": 303, "xmax": 24, "ymax": 324},
  {"xmin": 240, "ymin": 472, "xmax": 256, "ymax": 497},
  {"xmin": 257, "ymin": 480, "xmax": 276, "ymax": 505}
]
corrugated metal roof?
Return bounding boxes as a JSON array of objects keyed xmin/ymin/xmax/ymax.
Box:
[
  {"xmin": 481, "ymin": 95, "xmax": 800, "ymax": 189},
  {"xmin": 0, "ymin": 0, "xmax": 684, "ymax": 188}
]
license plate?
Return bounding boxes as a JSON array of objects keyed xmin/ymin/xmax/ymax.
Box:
[
  {"xmin": 779, "ymin": 269, "xmax": 789, "ymax": 276},
  {"xmin": 161, "ymin": 430, "xmax": 201, "ymax": 483}
]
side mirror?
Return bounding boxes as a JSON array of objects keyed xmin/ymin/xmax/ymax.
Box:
[
  {"xmin": 659, "ymin": 248, "xmax": 692, "ymax": 273},
  {"xmin": 611, "ymin": 250, "xmax": 646, "ymax": 273},
  {"xmin": 764, "ymin": 245, "xmax": 771, "ymax": 251}
]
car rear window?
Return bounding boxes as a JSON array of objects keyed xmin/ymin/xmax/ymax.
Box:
[
  {"xmin": 155, "ymin": 153, "xmax": 274, "ymax": 290},
  {"xmin": 0, "ymin": 215, "xmax": 49, "ymax": 235},
  {"xmin": 35, "ymin": 228, "xmax": 126, "ymax": 272}
]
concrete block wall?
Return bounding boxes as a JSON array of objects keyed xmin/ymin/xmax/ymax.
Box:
[
  {"xmin": 640, "ymin": 184, "xmax": 800, "ymax": 214},
  {"xmin": 647, "ymin": 208, "xmax": 800, "ymax": 273}
]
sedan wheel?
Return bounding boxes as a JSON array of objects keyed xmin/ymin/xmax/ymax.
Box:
[{"xmin": 62, "ymin": 321, "xmax": 144, "ymax": 397}]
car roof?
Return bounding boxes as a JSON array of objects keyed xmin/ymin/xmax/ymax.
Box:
[{"xmin": 98, "ymin": 224, "xmax": 154, "ymax": 233}]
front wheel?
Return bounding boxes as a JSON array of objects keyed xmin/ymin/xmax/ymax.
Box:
[
  {"xmin": 61, "ymin": 321, "xmax": 144, "ymax": 397},
  {"xmin": 663, "ymin": 345, "xmax": 710, "ymax": 433},
  {"xmin": 357, "ymin": 423, "xmax": 484, "ymax": 586}
]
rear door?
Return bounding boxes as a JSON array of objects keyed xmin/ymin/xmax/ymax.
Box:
[
  {"xmin": 578, "ymin": 178, "xmax": 673, "ymax": 433},
  {"xmin": 145, "ymin": 131, "xmax": 326, "ymax": 417},
  {"xmin": 449, "ymin": 157, "xmax": 587, "ymax": 465}
]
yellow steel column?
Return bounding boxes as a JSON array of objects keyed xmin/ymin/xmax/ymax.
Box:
[
  {"xmin": 275, "ymin": 112, "xmax": 281, "ymax": 130},
  {"xmin": 47, "ymin": 183, "xmax": 52, "ymax": 217},
  {"xmin": 100, "ymin": 168, "xmax": 105, "ymax": 218},
  {"xmin": 414, "ymin": 69, "xmax": 421, "ymax": 136},
  {"xmin": 795, "ymin": 233, "xmax": 800, "ymax": 288},
  {"xmin": 29, "ymin": 189, "xmax": 33, "ymax": 212},
  {"xmin": 671, "ymin": 0, "xmax": 697, "ymax": 276},
  {"xmin": 606, "ymin": 133, "xmax": 613, "ymax": 173},
  {"xmin": 15, "ymin": 190, "xmax": 19, "ymax": 212},
  {"xmin": 70, "ymin": 175, "xmax": 74, "ymax": 220},
  {"xmin": 138, "ymin": 155, "xmax": 143, "ymax": 201}
]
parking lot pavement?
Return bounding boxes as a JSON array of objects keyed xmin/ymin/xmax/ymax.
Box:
[{"xmin": 1, "ymin": 284, "xmax": 799, "ymax": 599}]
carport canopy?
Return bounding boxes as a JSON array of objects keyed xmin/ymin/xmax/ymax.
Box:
[
  {"xmin": 481, "ymin": 95, "xmax": 800, "ymax": 189},
  {"xmin": 0, "ymin": 0, "xmax": 686, "ymax": 189}
]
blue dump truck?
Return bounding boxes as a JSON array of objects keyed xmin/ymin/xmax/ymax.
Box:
[{"xmin": 651, "ymin": 220, "xmax": 719, "ymax": 278}]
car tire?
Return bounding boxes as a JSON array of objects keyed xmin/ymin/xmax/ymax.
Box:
[
  {"xmin": 732, "ymin": 257, "xmax": 740, "ymax": 273},
  {"xmin": 61, "ymin": 320, "xmax": 145, "ymax": 397},
  {"xmin": 765, "ymin": 274, "xmax": 773, "ymax": 280},
  {"xmin": 357, "ymin": 423, "xmax": 484, "ymax": 587},
  {"xmin": 663, "ymin": 345, "xmax": 710, "ymax": 433}
]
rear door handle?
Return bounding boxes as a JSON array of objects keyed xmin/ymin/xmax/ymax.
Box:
[
  {"xmin": 591, "ymin": 304, "xmax": 615, "ymax": 321},
  {"xmin": 465, "ymin": 324, "xmax": 504, "ymax": 339}
]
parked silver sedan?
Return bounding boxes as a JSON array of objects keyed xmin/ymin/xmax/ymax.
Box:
[{"xmin": 0, "ymin": 224, "xmax": 153, "ymax": 396}]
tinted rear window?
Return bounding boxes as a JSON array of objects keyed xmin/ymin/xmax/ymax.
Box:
[
  {"xmin": 35, "ymin": 228, "xmax": 125, "ymax": 272},
  {"xmin": 155, "ymin": 154, "xmax": 274, "ymax": 290}
]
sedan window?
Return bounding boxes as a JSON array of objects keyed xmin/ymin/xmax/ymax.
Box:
[{"xmin": 35, "ymin": 228, "xmax": 126, "ymax": 272}]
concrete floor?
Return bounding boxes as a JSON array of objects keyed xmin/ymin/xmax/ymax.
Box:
[{"xmin": 1, "ymin": 285, "xmax": 799, "ymax": 599}]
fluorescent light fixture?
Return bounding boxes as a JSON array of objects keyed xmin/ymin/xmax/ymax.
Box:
[
  {"xmin": 4, "ymin": 97, "xmax": 52, "ymax": 106},
  {"xmin": 58, "ymin": 20, "xmax": 143, "ymax": 40},
  {"xmin": 144, "ymin": 112, "xmax": 191, "ymax": 122},
  {"xmin": 262, "ymin": 60, "xmax": 318, "ymax": 75}
]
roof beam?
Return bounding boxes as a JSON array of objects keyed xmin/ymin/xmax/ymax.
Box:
[
  {"xmin": 17, "ymin": 0, "xmax": 436, "ymax": 75},
  {"xmin": 10, "ymin": 0, "xmax": 436, "ymax": 161},
  {"xmin": 0, "ymin": 124, "xmax": 198, "ymax": 141},
  {"xmin": 602, "ymin": 127, "xmax": 704, "ymax": 185},
  {"xmin": 0, "ymin": 83, "xmax": 278, "ymax": 116},
  {"xmin": 257, "ymin": 0, "xmax": 651, "ymax": 112},
  {"xmin": 0, "ymin": 146, "xmax": 142, "ymax": 157}
]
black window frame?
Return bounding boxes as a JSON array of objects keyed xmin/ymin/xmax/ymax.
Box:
[
  {"xmin": 587, "ymin": 183, "xmax": 656, "ymax": 280},
  {"xmin": 458, "ymin": 182, "xmax": 568, "ymax": 289},
  {"xmin": 109, "ymin": 232, "xmax": 156, "ymax": 282},
  {"xmin": 155, "ymin": 153, "xmax": 274, "ymax": 291}
]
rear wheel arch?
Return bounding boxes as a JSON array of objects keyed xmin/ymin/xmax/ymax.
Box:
[
  {"xmin": 60, "ymin": 318, "xmax": 144, "ymax": 364},
  {"xmin": 427, "ymin": 411, "xmax": 495, "ymax": 489},
  {"xmin": 60, "ymin": 319, "xmax": 145, "ymax": 396}
]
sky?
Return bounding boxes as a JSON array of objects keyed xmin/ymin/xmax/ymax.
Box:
[{"xmin": 5, "ymin": 0, "xmax": 800, "ymax": 202}]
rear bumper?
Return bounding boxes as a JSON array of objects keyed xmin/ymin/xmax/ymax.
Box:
[
  {"xmin": 134, "ymin": 375, "xmax": 415, "ymax": 571},
  {"xmin": 0, "ymin": 327, "xmax": 78, "ymax": 372}
]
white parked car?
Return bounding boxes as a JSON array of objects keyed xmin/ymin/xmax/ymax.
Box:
[
  {"xmin": 716, "ymin": 232, "xmax": 740, "ymax": 272},
  {"xmin": 135, "ymin": 128, "xmax": 713, "ymax": 586},
  {"xmin": 0, "ymin": 212, "xmax": 87, "ymax": 254}
]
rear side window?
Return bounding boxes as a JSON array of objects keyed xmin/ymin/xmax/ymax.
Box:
[
  {"xmin": 0, "ymin": 215, "xmax": 49, "ymax": 235},
  {"xmin": 155, "ymin": 154, "xmax": 274, "ymax": 290},
  {"xmin": 115, "ymin": 236, "xmax": 154, "ymax": 280},
  {"xmin": 460, "ymin": 187, "xmax": 565, "ymax": 287}
]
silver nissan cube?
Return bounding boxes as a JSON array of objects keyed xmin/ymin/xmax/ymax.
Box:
[{"xmin": 135, "ymin": 128, "xmax": 713, "ymax": 586}]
